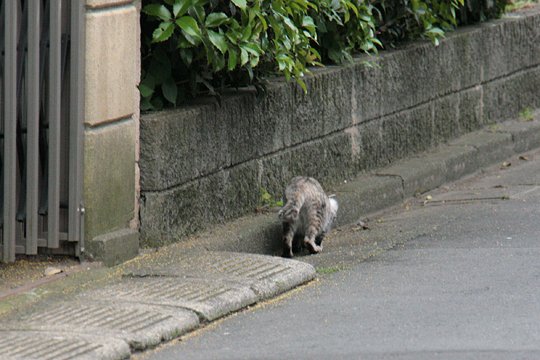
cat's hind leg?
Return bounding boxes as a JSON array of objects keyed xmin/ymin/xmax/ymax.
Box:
[
  {"xmin": 304, "ymin": 207, "xmax": 323, "ymax": 254},
  {"xmin": 282, "ymin": 221, "xmax": 296, "ymax": 258},
  {"xmin": 315, "ymin": 232, "xmax": 326, "ymax": 250},
  {"xmin": 304, "ymin": 227, "xmax": 322, "ymax": 255}
]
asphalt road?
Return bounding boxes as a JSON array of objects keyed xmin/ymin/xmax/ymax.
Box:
[{"xmin": 138, "ymin": 149, "xmax": 540, "ymax": 360}]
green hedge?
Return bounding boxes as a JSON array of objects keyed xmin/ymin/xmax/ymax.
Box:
[{"xmin": 140, "ymin": 0, "xmax": 507, "ymax": 110}]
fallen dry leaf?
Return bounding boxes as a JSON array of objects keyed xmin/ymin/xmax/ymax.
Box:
[
  {"xmin": 519, "ymin": 155, "xmax": 529, "ymax": 161},
  {"xmin": 355, "ymin": 219, "xmax": 370, "ymax": 230},
  {"xmin": 501, "ymin": 161, "xmax": 511, "ymax": 168},
  {"xmin": 44, "ymin": 267, "xmax": 63, "ymax": 277}
]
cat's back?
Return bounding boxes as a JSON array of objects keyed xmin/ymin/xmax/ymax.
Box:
[{"xmin": 285, "ymin": 176, "xmax": 327, "ymax": 205}]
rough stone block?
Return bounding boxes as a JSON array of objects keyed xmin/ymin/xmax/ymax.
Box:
[
  {"xmin": 251, "ymin": 82, "xmax": 294, "ymax": 154},
  {"xmin": 443, "ymin": 27, "xmax": 484, "ymax": 89},
  {"xmin": 140, "ymin": 161, "xmax": 259, "ymax": 248},
  {"xmin": 289, "ymin": 66, "xmax": 354, "ymax": 143},
  {"xmin": 286, "ymin": 133, "xmax": 356, "ymax": 187},
  {"xmin": 433, "ymin": 93, "xmax": 460, "ymax": 144},
  {"xmin": 259, "ymin": 132, "xmax": 355, "ymax": 201},
  {"xmin": 458, "ymin": 86, "xmax": 484, "ymax": 132},
  {"xmin": 85, "ymin": 228, "xmax": 139, "ymax": 266},
  {"xmin": 350, "ymin": 56, "xmax": 383, "ymax": 123},
  {"xmin": 140, "ymin": 106, "xmax": 230, "ymax": 191},
  {"xmin": 483, "ymin": 66, "xmax": 540, "ymax": 123},
  {"xmin": 351, "ymin": 110, "xmax": 434, "ymax": 173},
  {"xmin": 84, "ymin": 120, "xmax": 136, "ymax": 242},
  {"xmin": 350, "ymin": 119, "xmax": 388, "ymax": 171},
  {"xmin": 480, "ymin": 11, "xmax": 540, "ymax": 82},
  {"xmin": 373, "ymin": 32, "xmax": 484, "ymax": 119},
  {"xmin": 378, "ymin": 46, "xmax": 436, "ymax": 115},
  {"xmin": 85, "ymin": 5, "xmax": 138, "ymax": 125},
  {"xmin": 223, "ymin": 93, "xmax": 259, "ymax": 165}
]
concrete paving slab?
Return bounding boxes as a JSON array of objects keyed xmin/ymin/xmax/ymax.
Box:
[
  {"xmin": 457, "ymin": 151, "xmax": 540, "ymax": 188},
  {"xmin": 3, "ymin": 301, "xmax": 198, "ymax": 351},
  {"xmin": 0, "ymin": 330, "xmax": 131, "ymax": 360},
  {"xmin": 425, "ymin": 145, "xmax": 478, "ymax": 183},
  {"xmin": 376, "ymin": 157, "xmax": 446, "ymax": 197},
  {"xmin": 82, "ymin": 277, "xmax": 257, "ymax": 322},
  {"xmin": 122, "ymin": 251, "xmax": 316, "ymax": 300},
  {"xmin": 449, "ymin": 131, "xmax": 515, "ymax": 167}
]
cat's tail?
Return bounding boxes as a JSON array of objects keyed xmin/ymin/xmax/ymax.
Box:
[{"xmin": 278, "ymin": 198, "xmax": 302, "ymax": 222}]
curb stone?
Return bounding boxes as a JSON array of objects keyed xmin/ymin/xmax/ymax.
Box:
[{"xmin": 0, "ymin": 330, "xmax": 131, "ymax": 360}]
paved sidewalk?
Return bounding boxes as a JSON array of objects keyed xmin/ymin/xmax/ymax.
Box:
[
  {"xmin": 0, "ymin": 113, "xmax": 539, "ymax": 360},
  {"xmin": 0, "ymin": 251, "xmax": 315, "ymax": 360}
]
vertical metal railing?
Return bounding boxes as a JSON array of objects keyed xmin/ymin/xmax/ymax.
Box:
[
  {"xmin": 69, "ymin": 0, "xmax": 85, "ymax": 256},
  {"xmin": 47, "ymin": 0, "xmax": 61, "ymax": 250},
  {"xmin": 1, "ymin": 0, "xmax": 84, "ymax": 262},
  {"xmin": 2, "ymin": 0, "xmax": 17, "ymax": 262}
]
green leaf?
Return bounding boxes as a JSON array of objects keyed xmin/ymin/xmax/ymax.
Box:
[
  {"xmin": 162, "ymin": 78, "xmax": 178, "ymax": 105},
  {"xmin": 173, "ymin": 1, "xmax": 190, "ymax": 18},
  {"xmin": 139, "ymin": 75, "xmax": 155, "ymax": 98},
  {"xmin": 302, "ymin": 16, "xmax": 316, "ymax": 33},
  {"xmin": 182, "ymin": 32, "xmax": 200, "ymax": 46},
  {"xmin": 240, "ymin": 48, "xmax": 249, "ymax": 66},
  {"xmin": 205, "ymin": 13, "xmax": 229, "ymax": 28},
  {"xmin": 143, "ymin": 4, "xmax": 172, "ymax": 21},
  {"xmin": 241, "ymin": 25, "xmax": 252, "ymax": 42},
  {"xmin": 179, "ymin": 48, "xmax": 193, "ymax": 66},
  {"xmin": 152, "ymin": 21, "xmax": 174, "ymax": 42},
  {"xmin": 228, "ymin": 50, "xmax": 237, "ymax": 70},
  {"xmin": 231, "ymin": 0, "xmax": 247, "ymax": 10},
  {"xmin": 140, "ymin": 97, "xmax": 154, "ymax": 112},
  {"xmin": 240, "ymin": 43, "xmax": 261, "ymax": 56},
  {"xmin": 207, "ymin": 30, "xmax": 228, "ymax": 54},
  {"xmin": 250, "ymin": 55, "xmax": 260, "ymax": 67},
  {"xmin": 297, "ymin": 78, "xmax": 308, "ymax": 93},
  {"xmin": 139, "ymin": 83, "xmax": 154, "ymax": 98},
  {"xmin": 176, "ymin": 16, "xmax": 202, "ymax": 41},
  {"xmin": 426, "ymin": 27, "xmax": 445, "ymax": 36}
]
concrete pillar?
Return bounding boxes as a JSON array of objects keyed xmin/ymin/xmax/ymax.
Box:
[{"xmin": 83, "ymin": 0, "xmax": 140, "ymax": 265}]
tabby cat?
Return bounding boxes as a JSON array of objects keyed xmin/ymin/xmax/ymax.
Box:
[{"xmin": 278, "ymin": 176, "xmax": 338, "ymax": 258}]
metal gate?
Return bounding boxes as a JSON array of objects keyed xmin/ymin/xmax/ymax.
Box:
[{"xmin": 0, "ymin": 0, "xmax": 84, "ymax": 262}]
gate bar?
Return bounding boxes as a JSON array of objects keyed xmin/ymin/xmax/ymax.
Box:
[
  {"xmin": 26, "ymin": 1, "xmax": 40, "ymax": 255},
  {"xmin": 47, "ymin": 0, "xmax": 62, "ymax": 249},
  {"xmin": 69, "ymin": 1, "xmax": 85, "ymax": 254},
  {"xmin": 3, "ymin": 0, "xmax": 18, "ymax": 262}
]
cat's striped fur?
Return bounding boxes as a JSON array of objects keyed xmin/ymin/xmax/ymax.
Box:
[{"xmin": 279, "ymin": 176, "xmax": 338, "ymax": 258}]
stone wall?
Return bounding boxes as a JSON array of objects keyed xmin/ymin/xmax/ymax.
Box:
[{"xmin": 140, "ymin": 8, "xmax": 540, "ymax": 248}]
